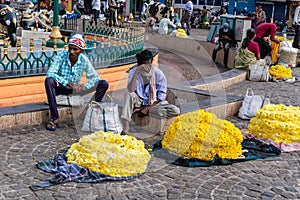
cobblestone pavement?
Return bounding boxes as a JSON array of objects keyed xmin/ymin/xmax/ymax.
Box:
[{"xmin": 1, "ymin": 28, "xmax": 300, "ymax": 200}]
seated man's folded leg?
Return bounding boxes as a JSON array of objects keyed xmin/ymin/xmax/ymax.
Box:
[{"xmin": 149, "ymin": 101, "xmax": 180, "ymax": 117}]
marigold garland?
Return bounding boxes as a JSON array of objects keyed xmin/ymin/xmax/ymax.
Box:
[
  {"xmin": 161, "ymin": 110, "xmax": 243, "ymax": 161},
  {"xmin": 269, "ymin": 65, "xmax": 292, "ymax": 79},
  {"xmin": 248, "ymin": 104, "xmax": 300, "ymax": 144},
  {"xmin": 66, "ymin": 131, "xmax": 151, "ymax": 177}
]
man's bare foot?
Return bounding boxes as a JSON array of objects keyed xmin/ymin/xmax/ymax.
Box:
[{"xmin": 121, "ymin": 130, "xmax": 128, "ymax": 135}]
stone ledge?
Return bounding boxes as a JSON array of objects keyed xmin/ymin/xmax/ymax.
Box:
[{"xmin": 0, "ymin": 103, "xmax": 72, "ymax": 129}]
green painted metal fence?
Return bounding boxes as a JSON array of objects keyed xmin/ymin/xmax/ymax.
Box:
[{"xmin": 0, "ymin": 20, "xmax": 145, "ymax": 78}]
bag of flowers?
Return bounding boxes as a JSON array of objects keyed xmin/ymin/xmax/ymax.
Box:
[
  {"xmin": 67, "ymin": 131, "xmax": 151, "ymax": 177},
  {"xmin": 161, "ymin": 109, "xmax": 244, "ymax": 161},
  {"xmin": 269, "ymin": 64, "xmax": 293, "ymax": 81},
  {"xmin": 247, "ymin": 104, "xmax": 300, "ymax": 145}
]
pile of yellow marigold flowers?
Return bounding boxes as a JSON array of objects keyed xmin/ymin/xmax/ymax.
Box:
[
  {"xmin": 248, "ymin": 104, "xmax": 300, "ymax": 144},
  {"xmin": 66, "ymin": 131, "xmax": 151, "ymax": 177},
  {"xmin": 161, "ymin": 109, "xmax": 243, "ymax": 161},
  {"xmin": 269, "ymin": 65, "xmax": 292, "ymax": 79}
]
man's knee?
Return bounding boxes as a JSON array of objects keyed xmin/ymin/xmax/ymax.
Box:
[
  {"xmin": 45, "ymin": 77, "xmax": 56, "ymax": 87},
  {"xmin": 224, "ymin": 43, "xmax": 231, "ymax": 50},
  {"xmin": 214, "ymin": 44, "xmax": 220, "ymax": 51},
  {"xmin": 123, "ymin": 91, "xmax": 136, "ymax": 100},
  {"xmin": 97, "ymin": 80, "xmax": 109, "ymax": 90}
]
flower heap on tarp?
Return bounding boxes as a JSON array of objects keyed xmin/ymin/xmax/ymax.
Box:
[
  {"xmin": 269, "ymin": 65, "xmax": 292, "ymax": 79},
  {"xmin": 247, "ymin": 104, "xmax": 300, "ymax": 144},
  {"xmin": 161, "ymin": 109, "xmax": 243, "ymax": 161},
  {"xmin": 66, "ymin": 131, "xmax": 151, "ymax": 177}
]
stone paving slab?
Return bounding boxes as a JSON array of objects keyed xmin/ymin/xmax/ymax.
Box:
[
  {"xmin": 0, "ymin": 28, "xmax": 300, "ymax": 199},
  {"xmin": 0, "ymin": 122, "xmax": 299, "ymax": 199}
]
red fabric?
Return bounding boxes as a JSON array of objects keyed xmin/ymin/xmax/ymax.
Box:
[
  {"xmin": 247, "ymin": 41, "xmax": 260, "ymax": 57},
  {"xmin": 255, "ymin": 23, "xmax": 277, "ymax": 40}
]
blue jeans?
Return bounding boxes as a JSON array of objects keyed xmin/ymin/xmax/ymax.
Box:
[{"xmin": 45, "ymin": 77, "xmax": 108, "ymax": 120}]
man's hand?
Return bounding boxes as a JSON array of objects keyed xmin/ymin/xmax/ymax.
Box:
[
  {"xmin": 68, "ymin": 83, "xmax": 86, "ymax": 92},
  {"xmin": 137, "ymin": 64, "xmax": 151, "ymax": 73},
  {"xmin": 219, "ymin": 42, "xmax": 223, "ymax": 49},
  {"xmin": 223, "ymin": 35, "xmax": 230, "ymax": 40}
]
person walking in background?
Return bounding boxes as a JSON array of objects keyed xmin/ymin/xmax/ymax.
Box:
[
  {"xmin": 139, "ymin": 0, "xmax": 148, "ymax": 22},
  {"xmin": 235, "ymin": 28, "xmax": 260, "ymax": 69},
  {"xmin": 76, "ymin": 0, "xmax": 85, "ymax": 15},
  {"xmin": 180, "ymin": 0, "xmax": 193, "ymax": 35},
  {"xmin": 91, "ymin": 0, "xmax": 101, "ymax": 25},
  {"xmin": 292, "ymin": 2, "xmax": 300, "ymax": 49},
  {"xmin": 254, "ymin": 5, "xmax": 266, "ymax": 28},
  {"xmin": 200, "ymin": 5, "xmax": 208, "ymax": 24},
  {"xmin": 254, "ymin": 23, "xmax": 281, "ymax": 59},
  {"xmin": 212, "ymin": 23, "xmax": 235, "ymax": 68},
  {"xmin": 120, "ymin": 49, "xmax": 180, "ymax": 135},
  {"xmin": 44, "ymin": 34, "xmax": 109, "ymax": 131},
  {"xmin": 108, "ymin": 0, "xmax": 119, "ymax": 27}
]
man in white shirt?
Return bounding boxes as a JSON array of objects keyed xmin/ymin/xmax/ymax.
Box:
[
  {"xmin": 180, "ymin": 0, "xmax": 193, "ymax": 35},
  {"xmin": 293, "ymin": 2, "xmax": 300, "ymax": 49},
  {"xmin": 157, "ymin": 14, "xmax": 176, "ymax": 35},
  {"xmin": 91, "ymin": 0, "xmax": 100, "ymax": 25}
]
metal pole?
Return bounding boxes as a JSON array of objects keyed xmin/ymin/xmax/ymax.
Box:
[{"xmin": 46, "ymin": 0, "xmax": 65, "ymax": 48}]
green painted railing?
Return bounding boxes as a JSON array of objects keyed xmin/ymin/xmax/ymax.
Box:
[{"xmin": 0, "ymin": 20, "xmax": 145, "ymax": 78}]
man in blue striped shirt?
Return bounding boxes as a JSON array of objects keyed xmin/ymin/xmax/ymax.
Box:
[{"xmin": 44, "ymin": 34, "xmax": 108, "ymax": 131}]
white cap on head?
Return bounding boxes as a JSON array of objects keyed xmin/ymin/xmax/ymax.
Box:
[
  {"xmin": 223, "ymin": 23, "xmax": 229, "ymax": 32},
  {"xmin": 68, "ymin": 34, "xmax": 85, "ymax": 50}
]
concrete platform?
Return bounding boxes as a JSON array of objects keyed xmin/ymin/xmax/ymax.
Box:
[{"xmin": 0, "ymin": 30, "xmax": 246, "ymax": 131}]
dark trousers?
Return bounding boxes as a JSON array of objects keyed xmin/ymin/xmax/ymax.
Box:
[
  {"xmin": 92, "ymin": 9, "xmax": 100, "ymax": 25},
  {"xmin": 212, "ymin": 42, "xmax": 231, "ymax": 67},
  {"xmin": 293, "ymin": 24, "xmax": 300, "ymax": 49},
  {"xmin": 181, "ymin": 12, "xmax": 191, "ymax": 35},
  {"xmin": 45, "ymin": 77, "xmax": 109, "ymax": 120},
  {"xmin": 254, "ymin": 38, "xmax": 271, "ymax": 59},
  {"xmin": 108, "ymin": 8, "xmax": 116, "ymax": 27}
]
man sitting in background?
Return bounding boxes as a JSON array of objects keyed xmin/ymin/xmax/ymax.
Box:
[
  {"xmin": 212, "ymin": 23, "xmax": 235, "ymax": 68},
  {"xmin": 156, "ymin": 14, "xmax": 177, "ymax": 35},
  {"xmin": 120, "ymin": 49, "xmax": 180, "ymax": 135}
]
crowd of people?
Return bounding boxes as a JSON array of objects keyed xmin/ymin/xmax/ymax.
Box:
[
  {"xmin": 28, "ymin": 1, "xmax": 298, "ymax": 133},
  {"xmin": 210, "ymin": 2, "xmax": 299, "ymax": 70},
  {"xmin": 19, "ymin": 0, "xmax": 126, "ymax": 27}
]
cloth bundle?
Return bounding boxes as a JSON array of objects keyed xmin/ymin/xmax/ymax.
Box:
[{"xmin": 279, "ymin": 41, "xmax": 298, "ymax": 67}]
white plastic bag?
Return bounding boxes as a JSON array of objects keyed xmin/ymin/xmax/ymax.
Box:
[
  {"xmin": 81, "ymin": 100, "xmax": 123, "ymax": 134},
  {"xmin": 248, "ymin": 59, "xmax": 269, "ymax": 82},
  {"xmin": 238, "ymin": 88, "xmax": 271, "ymax": 119}
]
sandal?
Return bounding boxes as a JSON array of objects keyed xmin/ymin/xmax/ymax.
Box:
[{"xmin": 45, "ymin": 120, "xmax": 59, "ymax": 131}]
